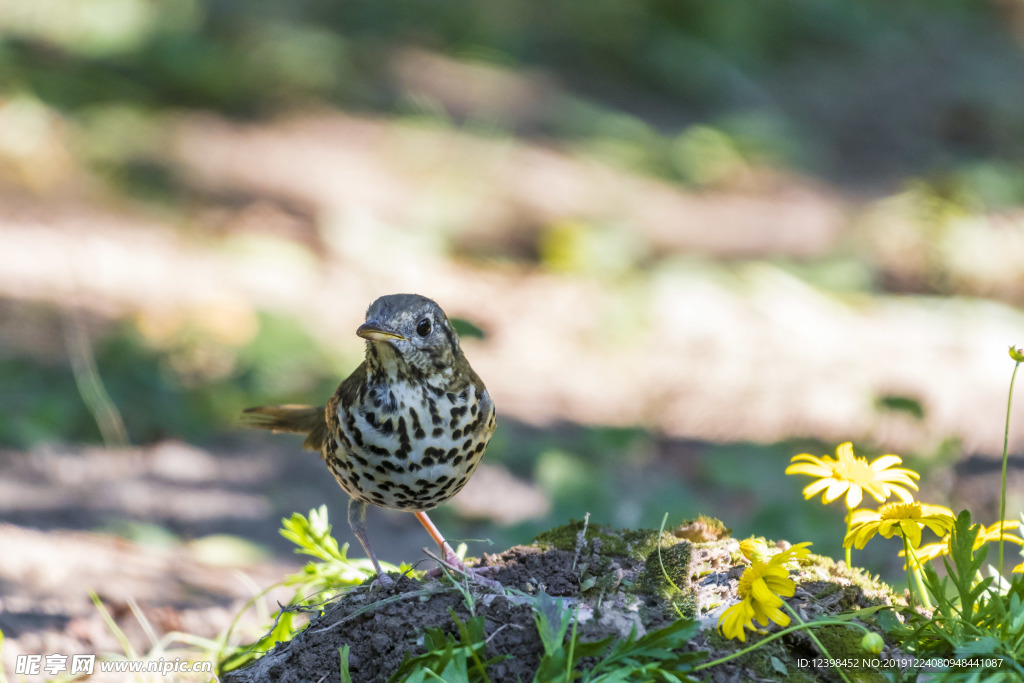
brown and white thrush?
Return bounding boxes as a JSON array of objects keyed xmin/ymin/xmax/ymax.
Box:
[{"xmin": 242, "ymin": 294, "xmax": 496, "ymax": 584}]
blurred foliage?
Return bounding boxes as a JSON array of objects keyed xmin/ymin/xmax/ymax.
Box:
[
  {"xmin": 3, "ymin": 0, "xmax": 1024, "ymax": 188},
  {"xmin": 3, "ymin": 0, "xmax": 1024, "ymax": 595},
  {"xmin": 0, "ymin": 305, "xmax": 348, "ymax": 448}
]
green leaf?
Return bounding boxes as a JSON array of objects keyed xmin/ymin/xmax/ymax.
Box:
[
  {"xmin": 584, "ymin": 619, "xmax": 703, "ymax": 681},
  {"xmin": 532, "ymin": 592, "xmax": 574, "ymax": 655},
  {"xmin": 955, "ymin": 637, "xmax": 1002, "ymax": 657},
  {"xmin": 339, "ymin": 644, "xmax": 353, "ymax": 683},
  {"xmin": 437, "ymin": 650, "xmax": 473, "ymax": 683},
  {"xmin": 940, "ymin": 510, "xmax": 988, "ymax": 624},
  {"xmin": 387, "ymin": 612, "xmax": 506, "ymax": 683}
]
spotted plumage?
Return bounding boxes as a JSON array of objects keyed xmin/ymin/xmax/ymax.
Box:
[{"xmin": 241, "ymin": 294, "xmax": 496, "ymax": 583}]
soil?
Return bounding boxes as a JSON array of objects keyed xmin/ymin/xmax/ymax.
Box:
[
  {"xmin": 223, "ymin": 526, "xmax": 901, "ymax": 683},
  {"xmin": 223, "ymin": 548, "xmax": 575, "ymax": 683}
]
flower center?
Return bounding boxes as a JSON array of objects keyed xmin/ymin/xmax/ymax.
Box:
[
  {"xmin": 879, "ymin": 502, "xmax": 921, "ymax": 520},
  {"xmin": 832, "ymin": 456, "xmax": 877, "ymax": 486}
]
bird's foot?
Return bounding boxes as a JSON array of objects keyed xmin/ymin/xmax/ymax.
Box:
[
  {"xmin": 427, "ymin": 544, "xmax": 502, "ymax": 589},
  {"xmin": 370, "ymin": 572, "xmax": 396, "ymax": 589},
  {"xmin": 464, "ymin": 567, "xmax": 503, "ymax": 590},
  {"xmin": 442, "ymin": 542, "xmax": 466, "ymax": 571}
]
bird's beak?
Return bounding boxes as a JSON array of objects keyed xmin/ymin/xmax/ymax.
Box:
[{"xmin": 357, "ymin": 322, "xmax": 406, "ymax": 342}]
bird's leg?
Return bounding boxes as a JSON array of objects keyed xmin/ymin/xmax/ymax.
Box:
[
  {"xmin": 416, "ymin": 511, "xmax": 502, "ymax": 588},
  {"xmin": 414, "ymin": 510, "xmax": 465, "ymax": 571},
  {"xmin": 348, "ymin": 499, "xmax": 394, "ymax": 586}
]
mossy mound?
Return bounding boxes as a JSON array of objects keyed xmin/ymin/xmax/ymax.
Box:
[
  {"xmin": 533, "ymin": 517, "xmax": 678, "ymax": 561},
  {"xmin": 227, "ymin": 518, "xmax": 908, "ymax": 682}
]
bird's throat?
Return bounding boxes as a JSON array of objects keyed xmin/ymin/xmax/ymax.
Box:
[{"xmin": 366, "ymin": 340, "xmax": 456, "ymax": 388}]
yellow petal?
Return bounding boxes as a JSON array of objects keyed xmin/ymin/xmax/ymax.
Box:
[
  {"xmin": 863, "ymin": 483, "xmax": 890, "ymax": 503},
  {"xmin": 921, "ymin": 503, "xmax": 955, "ymax": 518},
  {"xmin": 886, "ymin": 485, "xmax": 917, "ymax": 504},
  {"xmin": 752, "ymin": 600, "xmax": 790, "ymax": 628},
  {"xmin": 789, "ymin": 454, "xmax": 829, "ymax": 466},
  {"xmin": 869, "ymin": 454, "xmax": 903, "ymax": 470},
  {"xmin": 822, "ymin": 479, "xmax": 850, "ymax": 503},
  {"xmin": 764, "ymin": 575, "xmax": 796, "ymax": 597},
  {"xmin": 901, "ymin": 523, "xmax": 922, "ymax": 548},
  {"xmin": 750, "ymin": 578, "xmax": 783, "ymax": 607},
  {"xmin": 766, "ymin": 606, "xmax": 790, "ymax": 627},
  {"xmin": 878, "ymin": 468, "xmax": 920, "ymax": 485},
  {"xmin": 847, "ymin": 523, "xmax": 877, "ymax": 549},
  {"xmin": 873, "ymin": 519, "xmax": 892, "ymax": 536},
  {"xmin": 849, "ymin": 509, "xmax": 881, "ymax": 525},
  {"xmin": 785, "ymin": 462, "xmax": 833, "ymax": 477},
  {"xmin": 719, "ymin": 600, "xmax": 754, "ymax": 642},
  {"xmin": 802, "ymin": 478, "xmax": 832, "ymax": 499},
  {"xmin": 922, "ymin": 519, "xmax": 952, "ymax": 538},
  {"xmin": 835, "ymin": 442, "xmax": 855, "ymax": 461},
  {"xmin": 845, "ymin": 485, "xmax": 863, "ymax": 509},
  {"xmin": 912, "ymin": 540, "xmax": 948, "ymax": 564}
]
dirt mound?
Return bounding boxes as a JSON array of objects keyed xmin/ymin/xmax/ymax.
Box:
[
  {"xmin": 223, "ymin": 520, "xmax": 900, "ymax": 683},
  {"xmin": 223, "ymin": 548, "xmax": 576, "ymax": 683}
]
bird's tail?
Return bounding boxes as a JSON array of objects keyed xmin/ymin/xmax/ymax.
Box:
[{"xmin": 240, "ymin": 404, "xmax": 329, "ymax": 452}]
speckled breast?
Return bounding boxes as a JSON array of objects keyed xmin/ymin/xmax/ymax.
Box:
[{"xmin": 326, "ymin": 380, "xmax": 496, "ymax": 511}]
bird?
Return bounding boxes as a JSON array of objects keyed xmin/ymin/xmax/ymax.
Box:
[{"xmin": 241, "ymin": 293, "xmax": 496, "ymax": 585}]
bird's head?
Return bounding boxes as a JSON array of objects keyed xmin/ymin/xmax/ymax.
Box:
[{"xmin": 357, "ymin": 293, "xmax": 464, "ymax": 382}]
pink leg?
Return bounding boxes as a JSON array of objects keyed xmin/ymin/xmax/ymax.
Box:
[
  {"xmin": 414, "ymin": 510, "xmax": 502, "ymax": 588},
  {"xmin": 414, "ymin": 510, "xmax": 465, "ymax": 570}
]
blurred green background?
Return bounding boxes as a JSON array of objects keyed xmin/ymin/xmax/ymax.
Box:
[{"xmin": 3, "ymin": 0, "xmax": 1024, "ymax": 596}]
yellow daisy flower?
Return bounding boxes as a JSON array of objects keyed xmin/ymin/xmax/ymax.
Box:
[
  {"xmin": 901, "ymin": 520, "xmax": 1022, "ymax": 569},
  {"xmin": 718, "ymin": 542, "xmax": 812, "ymax": 642},
  {"xmin": 786, "ymin": 442, "xmax": 920, "ymax": 508},
  {"xmin": 844, "ymin": 502, "xmax": 955, "ymax": 550}
]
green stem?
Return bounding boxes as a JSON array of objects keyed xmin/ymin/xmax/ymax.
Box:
[
  {"xmin": 694, "ymin": 618, "xmax": 872, "ymax": 673},
  {"xmin": 902, "ymin": 535, "xmax": 917, "ymax": 611},
  {"xmin": 1000, "ymin": 361, "xmax": 1019, "ymax": 573},
  {"xmin": 905, "ymin": 543, "xmax": 932, "ymax": 610}
]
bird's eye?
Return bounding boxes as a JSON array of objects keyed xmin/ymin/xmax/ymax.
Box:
[{"xmin": 416, "ymin": 318, "xmax": 432, "ymax": 337}]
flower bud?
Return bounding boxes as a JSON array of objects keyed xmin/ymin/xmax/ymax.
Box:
[
  {"xmin": 739, "ymin": 538, "xmax": 770, "ymax": 563},
  {"xmin": 861, "ymin": 632, "xmax": 884, "ymax": 654},
  {"xmin": 1010, "ymin": 346, "xmax": 1024, "ymax": 363}
]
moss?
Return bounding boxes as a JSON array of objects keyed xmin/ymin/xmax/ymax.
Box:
[
  {"xmin": 701, "ymin": 630, "xmax": 820, "ymax": 683},
  {"xmin": 804, "ymin": 580, "xmax": 843, "ymax": 601},
  {"xmin": 703, "ymin": 623, "xmax": 891, "ymax": 682},
  {"xmin": 531, "ymin": 519, "xmax": 903, "ymax": 680},
  {"xmin": 690, "ymin": 538, "xmax": 740, "ymax": 576},
  {"xmin": 811, "ymin": 625, "xmax": 889, "ymax": 682},
  {"xmin": 533, "ymin": 518, "xmax": 675, "ymax": 561},
  {"xmin": 673, "ymin": 515, "xmax": 731, "ymax": 542},
  {"xmin": 532, "ymin": 518, "xmax": 590, "ymax": 552},
  {"xmin": 636, "ymin": 542, "xmax": 693, "ymax": 600},
  {"xmin": 797, "ymin": 553, "xmax": 902, "ymax": 607},
  {"xmin": 637, "ymin": 541, "xmax": 700, "ymax": 619}
]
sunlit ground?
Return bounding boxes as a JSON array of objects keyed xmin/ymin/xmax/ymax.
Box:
[{"xmin": 3, "ymin": 0, "xmax": 1024, "ymax": 675}]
